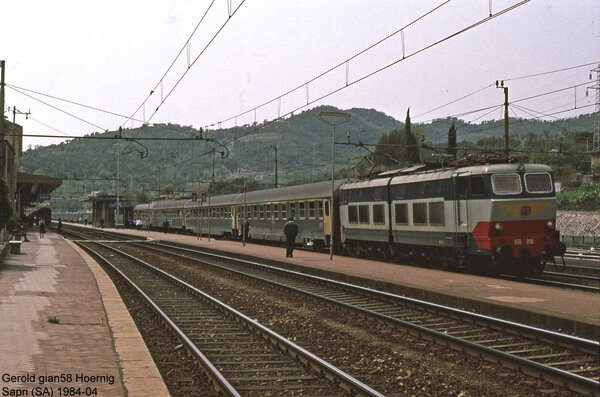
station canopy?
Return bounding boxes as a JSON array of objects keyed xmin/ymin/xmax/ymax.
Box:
[{"xmin": 17, "ymin": 172, "xmax": 62, "ymax": 206}]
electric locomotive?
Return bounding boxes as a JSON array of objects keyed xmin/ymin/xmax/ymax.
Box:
[{"xmin": 339, "ymin": 158, "xmax": 565, "ymax": 275}]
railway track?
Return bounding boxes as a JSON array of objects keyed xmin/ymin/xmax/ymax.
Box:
[
  {"xmin": 63, "ymin": 223, "xmax": 598, "ymax": 295},
  {"xmin": 118, "ymin": 240, "xmax": 600, "ymax": 396},
  {"xmin": 77, "ymin": 239, "xmax": 382, "ymax": 396}
]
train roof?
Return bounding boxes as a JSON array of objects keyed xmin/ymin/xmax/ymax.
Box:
[
  {"xmin": 134, "ymin": 180, "xmax": 348, "ymax": 211},
  {"xmin": 342, "ymin": 163, "xmax": 554, "ymax": 189}
]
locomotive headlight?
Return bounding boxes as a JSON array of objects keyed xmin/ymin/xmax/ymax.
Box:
[
  {"xmin": 494, "ymin": 223, "xmax": 503, "ymax": 235},
  {"xmin": 545, "ymin": 220, "xmax": 554, "ymax": 229}
]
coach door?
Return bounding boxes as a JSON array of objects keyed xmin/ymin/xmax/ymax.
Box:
[
  {"xmin": 323, "ymin": 199, "xmax": 332, "ymax": 237},
  {"xmin": 231, "ymin": 206, "xmax": 238, "ymax": 235}
]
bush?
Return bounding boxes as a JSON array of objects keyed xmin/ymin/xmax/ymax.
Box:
[{"xmin": 557, "ymin": 185, "xmax": 600, "ymax": 211}]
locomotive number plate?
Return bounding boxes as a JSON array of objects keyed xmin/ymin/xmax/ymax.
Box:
[
  {"xmin": 514, "ymin": 239, "xmax": 522, "ymax": 245},
  {"xmin": 526, "ymin": 238, "xmax": 534, "ymax": 245},
  {"xmin": 520, "ymin": 206, "xmax": 531, "ymax": 216}
]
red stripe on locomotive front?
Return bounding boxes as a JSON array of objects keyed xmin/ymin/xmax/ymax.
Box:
[{"xmin": 472, "ymin": 219, "xmax": 556, "ymax": 258}]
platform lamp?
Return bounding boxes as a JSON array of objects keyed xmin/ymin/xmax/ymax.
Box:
[{"xmin": 318, "ymin": 111, "xmax": 351, "ymax": 260}]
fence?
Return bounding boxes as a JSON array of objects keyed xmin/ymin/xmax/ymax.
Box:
[{"xmin": 561, "ymin": 235, "xmax": 600, "ymax": 248}]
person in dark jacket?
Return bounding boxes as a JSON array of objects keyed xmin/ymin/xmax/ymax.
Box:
[{"xmin": 283, "ymin": 217, "xmax": 299, "ymax": 258}]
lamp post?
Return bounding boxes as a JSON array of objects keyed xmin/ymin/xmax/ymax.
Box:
[{"xmin": 318, "ymin": 111, "xmax": 351, "ymax": 260}]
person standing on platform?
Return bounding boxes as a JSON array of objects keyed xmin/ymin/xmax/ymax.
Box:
[
  {"xmin": 39, "ymin": 219, "xmax": 46, "ymax": 238},
  {"xmin": 241, "ymin": 217, "xmax": 250, "ymax": 241},
  {"xmin": 283, "ymin": 217, "xmax": 299, "ymax": 258},
  {"xmin": 135, "ymin": 218, "xmax": 142, "ymax": 230},
  {"xmin": 57, "ymin": 218, "xmax": 62, "ymax": 233}
]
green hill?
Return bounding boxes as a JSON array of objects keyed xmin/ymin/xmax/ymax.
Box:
[{"xmin": 20, "ymin": 105, "xmax": 597, "ymax": 211}]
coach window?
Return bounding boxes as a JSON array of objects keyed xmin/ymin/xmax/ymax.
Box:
[
  {"xmin": 491, "ymin": 174, "xmax": 521, "ymax": 195},
  {"xmin": 265, "ymin": 204, "xmax": 271, "ymax": 220},
  {"xmin": 373, "ymin": 204, "xmax": 385, "ymax": 224},
  {"xmin": 413, "ymin": 203, "xmax": 428, "ymax": 225},
  {"xmin": 260, "ymin": 205, "xmax": 265, "ymax": 219},
  {"xmin": 274, "ymin": 204, "xmax": 279, "ymax": 220},
  {"xmin": 428, "ymin": 201, "xmax": 445, "ymax": 226},
  {"xmin": 395, "ymin": 203, "xmax": 408, "ymax": 225},
  {"xmin": 358, "ymin": 205, "xmax": 370, "ymax": 224},
  {"xmin": 524, "ymin": 172, "xmax": 552, "ymax": 193},
  {"xmin": 325, "ymin": 201, "xmax": 330, "ymax": 217},
  {"xmin": 318, "ymin": 201, "xmax": 324, "ymax": 219},
  {"xmin": 281, "ymin": 203, "xmax": 287, "ymax": 220},
  {"xmin": 309, "ymin": 201, "xmax": 316, "ymax": 219},
  {"xmin": 348, "ymin": 205, "xmax": 358, "ymax": 224},
  {"xmin": 299, "ymin": 202, "xmax": 305, "ymax": 219}
]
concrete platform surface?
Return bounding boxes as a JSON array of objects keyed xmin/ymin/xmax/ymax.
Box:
[
  {"xmin": 0, "ymin": 231, "xmax": 169, "ymax": 397},
  {"xmin": 95, "ymin": 225, "xmax": 599, "ymax": 339}
]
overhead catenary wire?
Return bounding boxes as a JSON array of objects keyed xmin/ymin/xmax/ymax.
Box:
[
  {"xmin": 129, "ymin": 0, "xmax": 246, "ymax": 131},
  {"xmin": 205, "ymin": 0, "xmax": 454, "ymax": 128},
  {"xmin": 122, "ymin": 0, "xmax": 217, "ymax": 128},
  {"xmin": 218, "ymin": 0, "xmax": 532, "ymax": 147}
]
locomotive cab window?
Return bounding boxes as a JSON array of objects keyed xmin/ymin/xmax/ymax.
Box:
[
  {"xmin": 428, "ymin": 201, "xmax": 445, "ymax": 226},
  {"xmin": 492, "ymin": 173, "xmax": 522, "ymax": 195},
  {"xmin": 413, "ymin": 203, "xmax": 428, "ymax": 225},
  {"xmin": 394, "ymin": 203, "xmax": 408, "ymax": 225},
  {"xmin": 358, "ymin": 205, "xmax": 370, "ymax": 224},
  {"xmin": 524, "ymin": 172, "xmax": 553, "ymax": 193},
  {"xmin": 373, "ymin": 204, "xmax": 385, "ymax": 224},
  {"xmin": 348, "ymin": 205, "xmax": 358, "ymax": 224}
]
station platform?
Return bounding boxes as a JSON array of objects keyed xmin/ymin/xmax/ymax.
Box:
[
  {"xmin": 94, "ymin": 225, "xmax": 599, "ymax": 340},
  {"xmin": 0, "ymin": 231, "xmax": 169, "ymax": 397}
]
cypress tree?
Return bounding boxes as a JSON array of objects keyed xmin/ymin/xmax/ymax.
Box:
[{"xmin": 447, "ymin": 121, "xmax": 457, "ymax": 160}]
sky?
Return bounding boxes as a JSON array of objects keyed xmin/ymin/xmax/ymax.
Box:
[{"xmin": 1, "ymin": 0, "xmax": 599, "ymax": 149}]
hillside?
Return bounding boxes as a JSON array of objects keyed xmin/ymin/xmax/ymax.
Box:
[{"xmin": 20, "ymin": 106, "xmax": 597, "ymax": 210}]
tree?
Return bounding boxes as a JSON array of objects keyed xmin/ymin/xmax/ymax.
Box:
[
  {"xmin": 405, "ymin": 108, "xmax": 421, "ymax": 164},
  {"xmin": 0, "ymin": 180, "xmax": 15, "ymax": 230},
  {"xmin": 447, "ymin": 121, "xmax": 457, "ymax": 159}
]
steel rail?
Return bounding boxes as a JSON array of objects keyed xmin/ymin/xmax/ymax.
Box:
[
  {"xmin": 134, "ymin": 241, "xmax": 600, "ymax": 395},
  {"xmin": 75, "ymin": 241, "xmax": 240, "ymax": 397},
  {"xmin": 79, "ymin": 239, "xmax": 384, "ymax": 397}
]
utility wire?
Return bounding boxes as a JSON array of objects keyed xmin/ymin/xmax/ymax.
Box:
[
  {"xmin": 130, "ymin": 0, "xmax": 246, "ymax": 129},
  {"xmin": 220, "ymin": 0, "xmax": 531, "ymax": 146},
  {"xmin": 504, "ymin": 61, "xmax": 600, "ymax": 82},
  {"xmin": 6, "ymin": 83, "xmax": 144, "ymax": 123},
  {"xmin": 122, "ymin": 0, "xmax": 217, "ymax": 127},
  {"xmin": 7, "ymin": 85, "xmax": 106, "ymax": 131},
  {"xmin": 206, "ymin": 0, "xmax": 453, "ymax": 128},
  {"xmin": 413, "ymin": 84, "xmax": 495, "ymax": 120}
]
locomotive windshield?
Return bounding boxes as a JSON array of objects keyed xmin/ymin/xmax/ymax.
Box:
[
  {"xmin": 524, "ymin": 172, "xmax": 553, "ymax": 193},
  {"xmin": 491, "ymin": 173, "xmax": 522, "ymax": 195}
]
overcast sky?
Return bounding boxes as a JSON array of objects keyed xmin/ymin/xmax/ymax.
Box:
[{"xmin": 2, "ymin": 0, "xmax": 599, "ymax": 149}]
